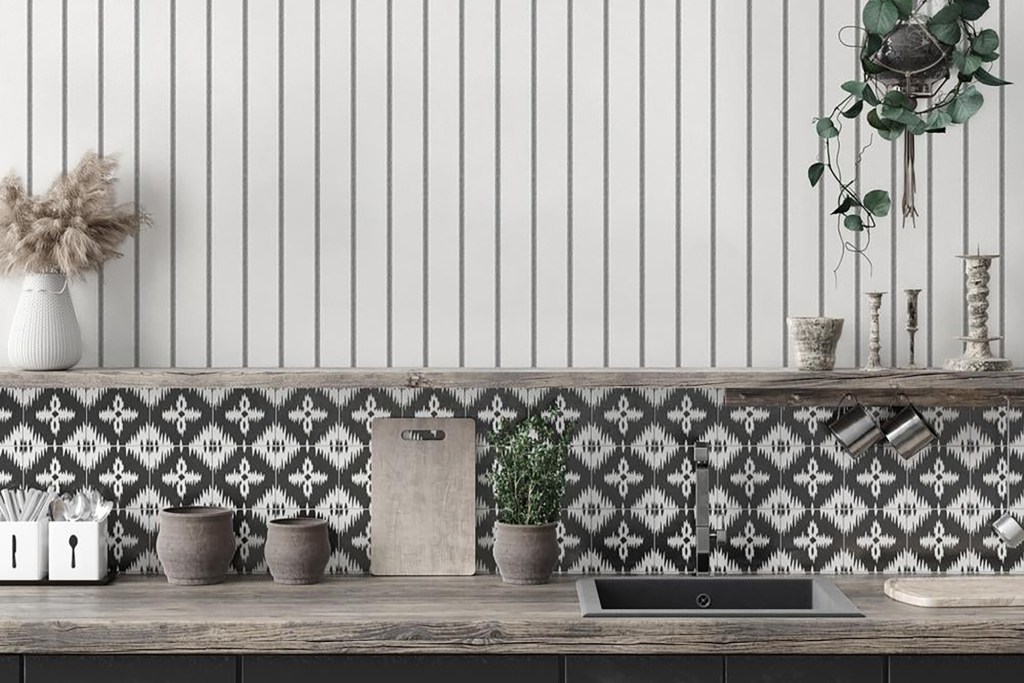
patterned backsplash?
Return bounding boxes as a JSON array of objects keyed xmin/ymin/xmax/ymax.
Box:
[{"xmin": 0, "ymin": 385, "xmax": 1020, "ymax": 575}]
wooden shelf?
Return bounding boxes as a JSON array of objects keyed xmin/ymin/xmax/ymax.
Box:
[{"xmin": 0, "ymin": 367, "xmax": 1020, "ymax": 405}]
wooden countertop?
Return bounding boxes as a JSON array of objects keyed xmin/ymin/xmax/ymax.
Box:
[
  {"xmin": 1, "ymin": 575, "xmax": 1024, "ymax": 655},
  {"xmin": 1, "ymin": 367, "xmax": 1022, "ymax": 405}
]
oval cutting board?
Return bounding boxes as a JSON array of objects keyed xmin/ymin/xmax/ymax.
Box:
[{"xmin": 884, "ymin": 577, "xmax": 1024, "ymax": 608}]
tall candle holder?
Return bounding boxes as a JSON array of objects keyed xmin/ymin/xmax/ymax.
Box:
[
  {"xmin": 904, "ymin": 288, "xmax": 922, "ymax": 369},
  {"xmin": 944, "ymin": 254, "xmax": 1013, "ymax": 372},
  {"xmin": 864, "ymin": 292, "xmax": 886, "ymax": 371}
]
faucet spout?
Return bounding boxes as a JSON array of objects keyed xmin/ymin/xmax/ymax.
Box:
[{"xmin": 694, "ymin": 444, "xmax": 715, "ymax": 574}]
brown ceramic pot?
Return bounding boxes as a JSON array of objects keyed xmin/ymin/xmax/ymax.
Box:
[
  {"xmin": 156, "ymin": 506, "xmax": 235, "ymax": 586},
  {"xmin": 265, "ymin": 517, "xmax": 330, "ymax": 585},
  {"xmin": 493, "ymin": 522, "xmax": 558, "ymax": 585}
]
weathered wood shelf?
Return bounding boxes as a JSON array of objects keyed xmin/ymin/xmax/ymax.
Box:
[
  {"xmin": 0, "ymin": 575, "xmax": 1023, "ymax": 655},
  {"xmin": 0, "ymin": 368, "xmax": 1020, "ymax": 406}
]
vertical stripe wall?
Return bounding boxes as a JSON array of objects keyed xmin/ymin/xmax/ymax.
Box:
[{"xmin": 0, "ymin": 0, "xmax": 1020, "ymax": 369}]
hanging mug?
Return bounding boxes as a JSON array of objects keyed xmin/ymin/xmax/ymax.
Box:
[
  {"xmin": 992, "ymin": 512, "xmax": 1024, "ymax": 549},
  {"xmin": 828, "ymin": 395, "xmax": 885, "ymax": 457},
  {"xmin": 881, "ymin": 397, "xmax": 937, "ymax": 460}
]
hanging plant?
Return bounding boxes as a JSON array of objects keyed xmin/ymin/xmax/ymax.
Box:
[{"xmin": 809, "ymin": 0, "xmax": 1008, "ymax": 263}]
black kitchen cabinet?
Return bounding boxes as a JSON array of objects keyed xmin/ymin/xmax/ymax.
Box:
[
  {"xmin": 725, "ymin": 656, "xmax": 885, "ymax": 683},
  {"xmin": 0, "ymin": 657, "xmax": 16, "ymax": 683},
  {"xmin": 24, "ymin": 655, "xmax": 236, "ymax": 683},
  {"xmin": 890, "ymin": 655, "xmax": 1024, "ymax": 683},
  {"xmin": 566, "ymin": 655, "xmax": 722, "ymax": 683},
  {"xmin": 243, "ymin": 655, "xmax": 560, "ymax": 683}
]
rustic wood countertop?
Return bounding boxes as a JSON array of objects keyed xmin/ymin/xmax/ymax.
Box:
[{"xmin": 1, "ymin": 575, "xmax": 1023, "ymax": 655}]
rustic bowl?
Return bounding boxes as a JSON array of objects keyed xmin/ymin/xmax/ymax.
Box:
[
  {"xmin": 156, "ymin": 506, "xmax": 235, "ymax": 586},
  {"xmin": 265, "ymin": 517, "xmax": 330, "ymax": 585}
]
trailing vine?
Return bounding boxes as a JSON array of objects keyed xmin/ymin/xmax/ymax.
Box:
[{"xmin": 809, "ymin": 0, "xmax": 1008, "ymax": 265}]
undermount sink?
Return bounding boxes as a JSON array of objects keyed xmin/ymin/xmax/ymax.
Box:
[{"xmin": 576, "ymin": 576, "xmax": 863, "ymax": 618}]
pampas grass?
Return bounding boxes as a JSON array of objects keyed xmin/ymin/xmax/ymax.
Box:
[{"xmin": 0, "ymin": 151, "xmax": 147, "ymax": 278}]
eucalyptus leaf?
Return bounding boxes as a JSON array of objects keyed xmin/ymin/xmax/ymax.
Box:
[
  {"xmin": 844, "ymin": 214, "xmax": 865, "ymax": 232},
  {"xmin": 863, "ymin": 0, "xmax": 900, "ymax": 35},
  {"xmin": 948, "ymin": 85, "xmax": 984, "ymax": 123},
  {"xmin": 928, "ymin": 4, "xmax": 962, "ymax": 45},
  {"xmin": 924, "ymin": 109, "xmax": 953, "ymax": 131},
  {"xmin": 883, "ymin": 90, "xmax": 912, "ymax": 109},
  {"xmin": 808, "ymin": 163, "xmax": 825, "ymax": 187},
  {"xmin": 892, "ymin": 0, "xmax": 913, "ymax": 18},
  {"xmin": 958, "ymin": 0, "xmax": 990, "ymax": 21},
  {"xmin": 974, "ymin": 68, "xmax": 1012, "ymax": 87},
  {"xmin": 972, "ymin": 29, "xmax": 1000, "ymax": 56},
  {"xmin": 842, "ymin": 80, "xmax": 867, "ymax": 99},
  {"xmin": 862, "ymin": 84, "xmax": 880, "ymax": 107},
  {"xmin": 867, "ymin": 108, "xmax": 905, "ymax": 141},
  {"xmin": 863, "ymin": 190, "xmax": 891, "ymax": 218},
  {"xmin": 816, "ymin": 117, "xmax": 840, "ymax": 139},
  {"xmin": 954, "ymin": 49, "xmax": 983, "ymax": 76},
  {"xmin": 843, "ymin": 100, "xmax": 865, "ymax": 119},
  {"xmin": 832, "ymin": 196, "xmax": 855, "ymax": 215},
  {"xmin": 881, "ymin": 104, "xmax": 921, "ymax": 128}
]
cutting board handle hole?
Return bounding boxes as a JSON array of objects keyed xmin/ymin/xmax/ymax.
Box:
[{"xmin": 400, "ymin": 429, "xmax": 447, "ymax": 441}]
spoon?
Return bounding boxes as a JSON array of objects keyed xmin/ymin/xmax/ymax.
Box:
[
  {"xmin": 68, "ymin": 492, "xmax": 88, "ymax": 522},
  {"xmin": 68, "ymin": 534, "xmax": 78, "ymax": 569},
  {"xmin": 49, "ymin": 496, "xmax": 68, "ymax": 522}
]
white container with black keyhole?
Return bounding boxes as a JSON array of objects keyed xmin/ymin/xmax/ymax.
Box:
[
  {"xmin": 0, "ymin": 520, "xmax": 48, "ymax": 581},
  {"xmin": 48, "ymin": 520, "xmax": 107, "ymax": 581}
]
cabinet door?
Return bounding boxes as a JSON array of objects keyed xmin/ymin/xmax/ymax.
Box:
[
  {"xmin": 725, "ymin": 656, "xmax": 884, "ymax": 683},
  {"xmin": 565, "ymin": 656, "xmax": 722, "ymax": 683},
  {"xmin": 0, "ymin": 656, "xmax": 17, "ymax": 683},
  {"xmin": 243, "ymin": 655, "xmax": 560, "ymax": 683},
  {"xmin": 25, "ymin": 655, "xmax": 236, "ymax": 683},
  {"xmin": 890, "ymin": 655, "xmax": 1024, "ymax": 683}
]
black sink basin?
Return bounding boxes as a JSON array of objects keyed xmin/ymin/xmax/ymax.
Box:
[{"xmin": 576, "ymin": 576, "xmax": 863, "ymax": 618}]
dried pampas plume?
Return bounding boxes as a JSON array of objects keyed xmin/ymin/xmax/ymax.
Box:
[{"xmin": 0, "ymin": 151, "xmax": 148, "ymax": 278}]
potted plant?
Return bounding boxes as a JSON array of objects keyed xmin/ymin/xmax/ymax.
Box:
[
  {"xmin": 488, "ymin": 410, "xmax": 570, "ymax": 585},
  {"xmin": 809, "ymin": 0, "xmax": 1007, "ymax": 264},
  {"xmin": 0, "ymin": 152, "xmax": 146, "ymax": 369}
]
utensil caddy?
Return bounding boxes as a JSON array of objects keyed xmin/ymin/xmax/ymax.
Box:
[{"xmin": 0, "ymin": 519, "xmax": 49, "ymax": 580}]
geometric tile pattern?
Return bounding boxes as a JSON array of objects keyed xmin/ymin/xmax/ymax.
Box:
[{"xmin": 0, "ymin": 385, "xmax": 1020, "ymax": 576}]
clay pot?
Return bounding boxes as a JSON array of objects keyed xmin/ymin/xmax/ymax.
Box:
[
  {"xmin": 787, "ymin": 317, "xmax": 845, "ymax": 371},
  {"xmin": 265, "ymin": 517, "xmax": 330, "ymax": 585},
  {"xmin": 493, "ymin": 522, "xmax": 558, "ymax": 585},
  {"xmin": 156, "ymin": 507, "xmax": 235, "ymax": 586}
]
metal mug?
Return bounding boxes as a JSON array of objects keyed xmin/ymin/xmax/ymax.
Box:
[
  {"xmin": 992, "ymin": 512, "xmax": 1024, "ymax": 549},
  {"xmin": 881, "ymin": 403, "xmax": 937, "ymax": 460},
  {"xmin": 828, "ymin": 400, "xmax": 885, "ymax": 457}
]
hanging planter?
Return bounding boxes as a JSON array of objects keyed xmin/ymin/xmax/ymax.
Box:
[{"xmin": 809, "ymin": 0, "xmax": 1008, "ymax": 263}]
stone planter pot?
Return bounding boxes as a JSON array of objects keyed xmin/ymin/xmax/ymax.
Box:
[
  {"xmin": 265, "ymin": 517, "xmax": 330, "ymax": 585},
  {"xmin": 156, "ymin": 507, "xmax": 235, "ymax": 586},
  {"xmin": 493, "ymin": 522, "xmax": 558, "ymax": 585},
  {"xmin": 787, "ymin": 317, "xmax": 845, "ymax": 371}
]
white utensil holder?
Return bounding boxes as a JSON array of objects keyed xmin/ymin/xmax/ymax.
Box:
[
  {"xmin": 0, "ymin": 520, "xmax": 49, "ymax": 581},
  {"xmin": 48, "ymin": 520, "xmax": 108, "ymax": 581}
]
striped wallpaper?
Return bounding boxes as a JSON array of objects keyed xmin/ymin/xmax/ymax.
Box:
[{"xmin": 0, "ymin": 0, "xmax": 1020, "ymax": 369}]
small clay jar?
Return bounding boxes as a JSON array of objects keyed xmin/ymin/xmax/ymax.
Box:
[
  {"xmin": 265, "ymin": 517, "xmax": 330, "ymax": 585},
  {"xmin": 156, "ymin": 507, "xmax": 236, "ymax": 586}
]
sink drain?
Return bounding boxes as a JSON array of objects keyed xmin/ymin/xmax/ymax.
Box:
[{"xmin": 695, "ymin": 593, "xmax": 712, "ymax": 609}]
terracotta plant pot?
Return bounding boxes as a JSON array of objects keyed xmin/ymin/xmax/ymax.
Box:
[
  {"xmin": 156, "ymin": 507, "xmax": 235, "ymax": 586},
  {"xmin": 787, "ymin": 317, "xmax": 845, "ymax": 371},
  {"xmin": 265, "ymin": 517, "xmax": 330, "ymax": 585},
  {"xmin": 493, "ymin": 522, "xmax": 558, "ymax": 585}
]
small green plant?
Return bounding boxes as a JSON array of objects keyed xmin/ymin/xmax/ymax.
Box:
[{"xmin": 487, "ymin": 411, "xmax": 571, "ymax": 526}]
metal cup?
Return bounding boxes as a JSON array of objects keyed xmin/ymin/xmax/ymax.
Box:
[
  {"xmin": 828, "ymin": 405, "xmax": 884, "ymax": 456},
  {"xmin": 881, "ymin": 404, "xmax": 937, "ymax": 459},
  {"xmin": 992, "ymin": 513, "xmax": 1024, "ymax": 549}
]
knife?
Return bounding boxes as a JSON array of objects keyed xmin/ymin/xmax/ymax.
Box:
[{"xmin": 11, "ymin": 535, "xmax": 15, "ymax": 569}]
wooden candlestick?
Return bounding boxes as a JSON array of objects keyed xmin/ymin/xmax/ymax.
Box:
[
  {"xmin": 944, "ymin": 254, "xmax": 1013, "ymax": 372},
  {"xmin": 865, "ymin": 292, "xmax": 886, "ymax": 371},
  {"xmin": 904, "ymin": 288, "xmax": 921, "ymax": 369}
]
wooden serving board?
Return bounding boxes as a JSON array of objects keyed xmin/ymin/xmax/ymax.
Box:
[
  {"xmin": 884, "ymin": 576, "xmax": 1024, "ymax": 608},
  {"xmin": 370, "ymin": 418, "xmax": 476, "ymax": 576}
]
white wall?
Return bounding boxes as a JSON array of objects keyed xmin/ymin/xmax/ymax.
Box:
[{"xmin": 0, "ymin": 0, "xmax": 1020, "ymax": 369}]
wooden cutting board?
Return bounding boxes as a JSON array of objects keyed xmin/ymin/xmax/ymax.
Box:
[
  {"xmin": 370, "ymin": 418, "xmax": 476, "ymax": 576},
  {"xmin": 884, "ymin": 577, "xmax": 1024, "ymax": 607}
]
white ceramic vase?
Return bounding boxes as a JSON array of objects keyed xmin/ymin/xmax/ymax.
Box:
[{"xmin": 7, "ymin": 273, "xmax": 83, "ymax": 370}]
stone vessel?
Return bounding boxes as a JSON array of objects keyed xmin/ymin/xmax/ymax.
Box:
[
  {"xmin": 493, "ymin": 522, "xmax": 559, "ymax": 585},
  {"xmin": 787, "ymin": 317, "xmax": 845, "ymax": 371},
  {"xmin": 266, "ymin": 518, "xmax": 330, "ymax": 585},
  {"xmin": 156, "ymin": 507, "xmax": 236, "ymax": 586}
]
